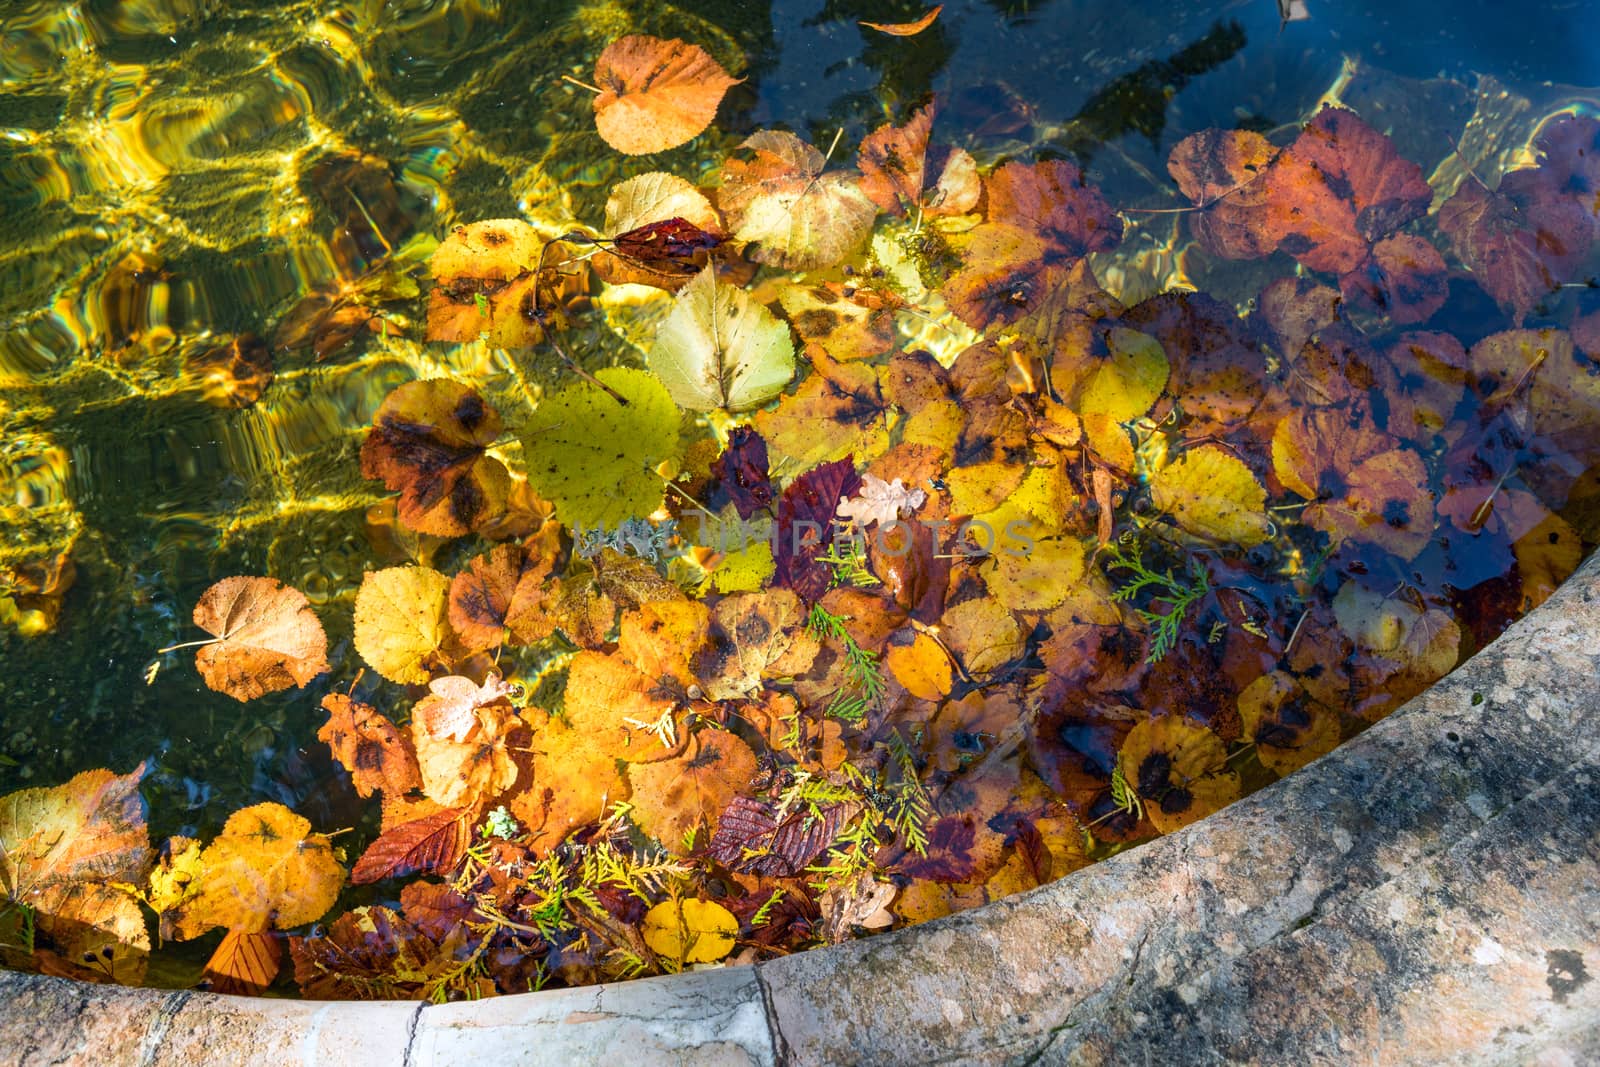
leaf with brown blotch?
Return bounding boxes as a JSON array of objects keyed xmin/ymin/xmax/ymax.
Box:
[
  {"xmin": 318, "ymin": 694, "xmax": 422, "ymax": 799},
  {"xmin": 551, "ymin": 549, "xmax": 686, "ymax": 649},
  {"xmin": 1271, "ymin": 405, "xmax": 1396, "ymax": 503},
  {"xmin": 413, "ymin": 674, "xmax": 516, "ymax": 743},
  {"xmin": 354, "ymin": 565, "xmax": 453, "ymax": 685},
  {"xmin": 1338, "ymin": 234, "xmax": 1448, "ymax": 326},
  {"xmin": 986, "ymin": 159, "xmax": 1124, "ymax": 260},
  {"xmin": 425, "ymin": 219, "xmax": 560, "ymax": 347},
  {"xmin": 592, "ymin": 35, "xmax": 741, "ymax": 155},
  {"xmin": 1303, "ymin": 447, "xmax": 1436, "ymax": 561},
  {"xmin": 717, "ymin": 130, "xmax": 879, "ymax": 270},
  {"xmin": 1376, "ymin": 332, "xmax": 1469, "ymax": 442},
  {"xmin": 161, "ymin": 803, "xmax": 344, "ymax": 941},
  {"xmin": 1119, "ymin": 291, "xmax": 1272, "ymax": 439},
  {"xmin": 752, "ymin": 346, "xmax": 891, "ymax": 469},
  {"xmin": 595, "ymin": 173, "xmax": 723, "ymax": 290},
  {"xmin": 350, "ymin": 807, "xmax": 470, "ymax": 885},
  {"xmin": 187, "ymin": 577, "xmax": 329, "ymax": 702},
  {"xmin": 772, "ymin": 456, "xmax": 864, "ymax": 603},
  {"xmin": 626, "ymin": 729, "xmax": 758, "ymax": 854},
  {"xmin": 1117, "ymin": 714, "xmax": 1240, "ymax": 835},
  {"xmin": 202, "ymin": 930, "xmax": 281, "ymax": 996},
  {"xmin": 360, "ymin": 379, "xmax": 510, "ymax": 538},
  {"xmin": 696, "ymin": 588, "xmax": 819, "ymax": 701},
  {"xmin": 399, "ymin": 881, "xmax": 476, "ymax": 943},
  {"xmin": 413, "ymin": 701, "xmax": 523, "ymax": 808},
  {"xmin": 705, "ymin": 794, "xmax": 852, "ymax": 877},
  {"xmin": 943, "ymin": 220, "xmax": 1068, "ymax": 330},
  {"xmin": 860, "ymin": 4, "xmax": 942, "ymax": 34},
  {"xmin": 1237, "ymin": 672, "xmax": 1341, "ymax": 778},
  {"xmin": 779, "ymin": 282, "xmax": 899, "ymax": 362},
  {"xmin": 449, "ymin": 542, "xmax": 554, "ymax": 653},
  {"xmin": 0, "ymin": 765, "xmax": 153, "ymax": 985},
  {"xmin": 1265, "ymin": 107, "xmax": 1434, "ymax": 275},
  {"xmin": 1167, "ymin": 128, "xmax": 1281, "ymax": 260},
  {"xmin": 858, "ymin": 104, "xmax": 934, "ymax": 214}
]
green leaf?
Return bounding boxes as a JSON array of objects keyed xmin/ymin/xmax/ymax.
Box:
[
  {"xmin": 523, "ymin": 368, "xmax": 682, "ymax": 528},
  {"xmin": 648, "ymin": 266, "xmax": 796, "ymax": 412}
]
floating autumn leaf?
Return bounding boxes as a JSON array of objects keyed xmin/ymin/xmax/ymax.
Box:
[
  {"xmin": 1166, "ymin": 128, "xmax": 1280, "ymax": 259},
  {"xmin": 778, "ymin": 282, "xmax": 899, "ymax": 362},
  {"xmin": 594, "ymin": 173, "xmax": 722, "ymax": 289},
  {"xmin": 563, "ymin": 605, "xmax": 709, "ymax": 761},
  {"xmin": 717, "ymin": 130, "xmax": 879, "ymax": 270},
  {"xmin": 414, "ymin": 700, "xmax": 524, "ymax": 808},
  {"xmin": 1318, "ymin": 581, "xmax": 1462, "ymax": 720},
  {"xmin": 289, "ymin": 905, "xmax": 445, "ymax": 1000},
  {"xmin": 1116, "ymin": 714, "xmax": 1240, "ymax": 834},
  {"xmin": 1120, "ymin": 291, "xmax": 1271, "ymax": 439},
  {"xmin": 648, "ymin": 266, "xmax": 795, "ymax": 412},
  {"xmin": 350, "ymin": 807, "xmax": 470, "ymax": 885},
  {"xmin": 1512, "ymin": 503, "xmax": 1582, "ymax": 613},
  {"xmin": 180, "ymin": 576, "xmax": 329, "ymax": 702},
  {"xmin": 641, "ymin": 897, "xmax": 738, "ymax": 963},
  {"xmin": 551, "ymin": 548, "xmax": 686, "ymax": 648},
  {"xmin": 706, "ymin": 794, "xmax": 852, "ymax": 877},
  {"xmin": 626, "ymin": 729, "xmax": 758, "ymax": 854},
  {"xmin": 354, "ymin": 565, "xmax": 453, "ymax": 685},
  {"xmin": 980, "ymin": 535, "xmax": 1088, "ymax": 612},
  {"xmin": 1264, "ymin": 107, "xmax": 1433, "ymax": 275},
  {"xmin": 696, "ymin": 588, "xmax": 819, "ymax": 701},
  {"xmin": 706, "ymin": 425, "xmax": 775, "ymax": 519},
  {"xmin": 1304, "ymin": 447, "xmax": 1435, "ymax": 561},
  {"xmin": 449, "ymin": 541, "xmax": 555, "ymax": 653},
  {"xmin": 361, "ymin": 380, "xmax": 510, "ymax": 538},
  {"xmin": 318, "ymin": 694, "xmax": 422, "ymax": 799},
  {"xmin": 943, "ymin": 160, "xmax": 1122, "ymax": 330},
  {"xmin": 1148, "ymin": 446, "xmax": 1271, "ymax": 546},
  {"xmin": 1236, "ymin": 672, "xmax": 1341, "ymax": 777},
  {"xmin": 425, "ymin": 219, "xmax": 551, "ymax": 347},
  {"xmin": 511, "ymin": 717, "xmax": 629, "ymax": 856},
  {"xmin": 161, "ymin": 803, "xmax": 344, "ymax": 941},
  {"xmin": 0, "ymin": 765, "xmax": 152, "ymax": 985},
  {"xmin": 753, "ymin": 347, "xmax": 891, "ymax": 469},
  {"xmin": 523, "ymin": 367, "xmax": 682, "ymax": 527},
  {"xmin": 413, "ymin": 673, "xmax": 516, "ymax": 743},
  {"xmin": 837, "ymin": 473, "xmax": 927, "ymax": 528},
  {"xmin": 885, "ymin": 631, "xmax": 954, "ymax": 701},
  {"xmin": 1071, "ymin": 327, "xmax": 1169, "ymax": 464},
  {"xmin": 772, "ymin": 456, "xmax": 864, "ymax": 602},
  {"xmin": 860, "ymin": 5, "xmax": 943, "ymax": 35},
  {"xmin": 858, "ymin": 104, "xmax": 934, "ymax": 214},
  {"xmin": 202, "ymin": 930, "xmax": 281, "ymax": 996},
  {"xmin": 820, "ymin": 871, "xmax": 898, "ymax": 943},
  {"xmin": 940, "ymin": 595, "xmax": 1025, "ymax": 676},
  {"xmin": 591, "ymin": 35, "xmax": 741, "ymax": 155}
]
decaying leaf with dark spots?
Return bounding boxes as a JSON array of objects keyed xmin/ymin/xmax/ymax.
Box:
[
  {"xmin": 361, "ymin": 379, "xmax": 510, "ymax": 538},
  {"xmin": 706, "ymin": 425, "xmax": 775, "ymax": 520},
  {"xmin": 772, "ymin": 457, "xmax": 864, "ymax": 603},
  {"xmin": 318, "ymin": 694, "xmax": 422, "ymax": 799},
  {"xmin": 449, "ymin": 541, "xmax": 558, "ymax": 652}
]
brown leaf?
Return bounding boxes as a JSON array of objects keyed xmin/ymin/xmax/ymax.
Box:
[
  {"xmin": 191, "ymin": 577, "xmax": 329, "ymax": 702},
  {"xmin": 202, "ymin": 930, "xmax": 281, "ymax": 996},
  {"xmin": 351, "ymin": 807, "xmax": 470, "ymax": 885},
  {"xmin": 1166, "ymin": 127, "xmax": 1280, "ymax": 259},
  {"xmin": 318, "ymin": 694, "xmax": 422, "ymax": 799},
  {"xmin": 626, "ymin": 729, "xmax": 758, "ymax": 854},
  {"xmin": 705, "ymin": 794, "xmax": 851, "ymax": 876},
  {"xmin": 360, "ymin": 379, "xmax": 510, "ymax": 538},
  {"xmin": 717, "ymin": 131, "xmax": 879, "ymax": 270},
  {"xmin": 858, "ymin": 104, "xmax": 934, "ymax": 214},
  {"xmin": 449, "ymin": 542, "xmax": 553, "ymax": 653},
  {"xmin": 1338, "ymin": 234, "xmax": 1448, "ymax": 326},
  {"xmin": 860, "ymin": 5, "xmax": 943, "ymax": 35},
  {"xmin": 592, "ymin": 35, "xmax": 741, "ymax": 155},
  {"xmin": 185, "ymin": 334, "xmax": 274, "ymax": 409}
]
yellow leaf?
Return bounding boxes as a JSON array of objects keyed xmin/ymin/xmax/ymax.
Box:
[
  {"xmin": 650, "ymin": 266, "xmax": 796, "ymax": 412},
  {"xmin": 1117, "ymin": 714, "xmax": 1240, "ymax": 834},
  {"xmin": 354, "ymin": 565, "xmax": 452, "ymax": 685},
  {"xmin": 980, "ymin": 536, "xmax": 1087, "ymax": 612},
  {"xmin": 1075, "ymin": 327, "xmax": 1169, "ymax": 423},
  {"xmin": 641, "ymin": 897, "xmax": 738, "ymax": 963},
  {"xmin": 885, "ymin": 632, "xmax": 954, "ymax": 701},
  {"xmin": 1148, "ymin": 446, "xmax": 1271, "ymax": 546},
  {"xmin": 145, "ymin": 836, "xmax": 203, "ymax": 914},
  {"xmin": 711, "ymin": 541, "xmax": 776, "ymax": 593}
]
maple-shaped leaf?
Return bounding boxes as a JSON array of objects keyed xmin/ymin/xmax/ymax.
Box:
[
  {"xmin": 186, "ymin": 576, "xmax": 329, "ymax": 702},
  {"xmin": 353, "ymin": 565, "xmax": 453, "ymax": 685},
  {"xmin": 595, "ymin": 172, "xmax": 723, "ymax": 290},
  {"xmin": 161, "ymin": 803, "xmax": 344, "ymax": 941},
  {"xmin": 717, "ymin": 130, "xmax": 879, "ymax": 270},
  {"xmin": 706, "ymin": 425, "xmax": 775, "ymax": 519},
  {"xmin": 649, "ymin": 265, "xmax": 796, "ymax": 412},
  {"xmin": 705, "ymin": 794, "xmax": 851, "ymax": 876},
  {"xmin": 360, "ymin": 379, "xmax": 510, "ymax": 538},
  {"xmin": 836, "ymin": 473, "xmax": 927, "ymax": 528},
  {"xmin": 772, "ymin": 456, "xmax": 864, "ymax": 602},
  {"xmin": 318, "ymin": 693, "xmax": 422, "ymax": 799},
  {"xmin": 626, "ymin": 728, "xmax": 758, "ymax": 854},
  {"xmin": 1265, "ymin": 107, "xmax": 1434, "ymax": 275},
  {"xmin": 0, "ymin": 765, "xmax": 152, "ymax": 985},
  {"xmin": 350, "ymin": 807, "xmax": 470, "ymax": 885},
  {"xmin": 592, "ymin": 35, "xmax": 741, "ymax": 155},
  {"xmin": 201, "ymin": 930, "xmax": 281, "ymax": 996}
]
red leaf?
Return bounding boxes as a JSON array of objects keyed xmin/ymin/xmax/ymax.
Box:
[
  {"xmin": 1338, "ymin": 234, "xmax": 1449, "ymax": 325},
  {"xmin": 351, "ymin": 807, "xmax": 469, "ymax": 884},
  {"xmin": 706, "ymin": 425, "xmax": 775, "ymax": 520},
  {"xmin": 706, "ymin": 794, "xmax": 848, "ymax": 876},
  {"xmin": 897, "ymin": 815, "xmax": 977, "ymax": 883},
  {"xmin": 399, "ymin": 880, "xmax": 476, "ymax": 942},
  {"xmin": 772, "ymin": 457, "xmax": 863, "ymax": 602},
  {"xmin": 1438, "ymin": 174, "xmax": 1595, "ymax": 322},
  {"xmin": 610, "ymin": 217, "xmax": 723, "ymax": 275}
]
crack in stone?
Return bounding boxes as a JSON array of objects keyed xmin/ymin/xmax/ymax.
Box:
[
  {"xmin": 135, "ymin": 990, "xmax": 191, "ymax": 1067},
  {"xmin": 753, "ymin": 965, "xmax": 792, "ymax": 1066},
  {"xmin": 399, "ymin": 1000, "xmax": 424, "ymax": 1067}
]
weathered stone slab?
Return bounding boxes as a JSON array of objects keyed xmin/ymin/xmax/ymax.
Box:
[{"xmin": 410, "ymin": 966, "xmax": 774, "ymax": 1066}]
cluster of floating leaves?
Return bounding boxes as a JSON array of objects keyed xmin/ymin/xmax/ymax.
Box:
[{"xmin": 5, "ymin": 29, "xmax": 1600, "ymax": 999}]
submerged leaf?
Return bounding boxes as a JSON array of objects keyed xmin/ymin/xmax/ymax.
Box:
[
  {"xmin": 592, "ymin": 35, "xmax": 741, "ymax": 155},
  {"xmin": 626, "ymin": 729, "xmax": 758, "ymax": 854},
  {"xmin": 649, "ymin": 266, "xmax": 796, "ymax": 412},
  {"xmin": 318, "ymin": 694, "xmax": 422, "ymax": 799},
  {"xmin": 191, "ymin": 577, "xmax": 329, "ymax": 702},
  {"xmin": 1148, "ymin": 446, "xmax": 1271, "ymax": 546},
  {"xmin": 1116, "ymin": 714, "xmax": 1239, "ymax": 834}
]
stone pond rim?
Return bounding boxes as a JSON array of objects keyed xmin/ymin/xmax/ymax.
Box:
[{"xmin": 5, "ymin": 556, "xmax": 1600, "ymax": 1065}]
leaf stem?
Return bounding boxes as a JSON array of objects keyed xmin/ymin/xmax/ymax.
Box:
[{"xmin": 561, "ymin": 74, "xmax": 603, "ymax": 94}]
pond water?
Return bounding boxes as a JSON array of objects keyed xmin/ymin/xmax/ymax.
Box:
[{"xmin": 2, "ymin": 0, "xmax": 1599, "ymax": 996}]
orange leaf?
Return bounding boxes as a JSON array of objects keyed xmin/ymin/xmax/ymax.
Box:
[
  {"xmin": 860, "ymin": 5, "xmax": 943, "ymax": 35},
  {"xmin": 626, "ymin": 729, "xmax": 758, "ymax": 854},
  {"xmin": 511, "ymin": 718, "xmax": 629, "ymax": 856},
  {"xmin": 351, "ymin": 807, "xmax": 470, "ymax": 885},
  {"xmin": 191, "ymin": 577, "xmax": 329, "ymax": 702},
  {"xmin": 449, "ymin": 541, "xmax": 554, "ymax": 653},
  {"xmin": 717, "ymin": 131, "xmax": 879, "ymax": 270},
  {"xmin": 858, "ymin": 104, "xmax": 934, "ymax": 214},
  {"xmin": 318, "ymin": 694, "xmax": 421, "ymax": 799},
  {"xmin": 592, "ymin": 35, "xmax": 741, "ymax": 155},
  {"xmin": 424, "ymin": 219, "xmax": 564, "ymax": 347},
  {"xmin": 360, "ymin": 380, "xmax": 509, "ymax": 538},
  {"xmin": 202, "ymin": 930, "xmax": 282, "ymax": 996},
  {"xmin": 413, "ymin": 702, "xmax": 523, "ymax": 807}
]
